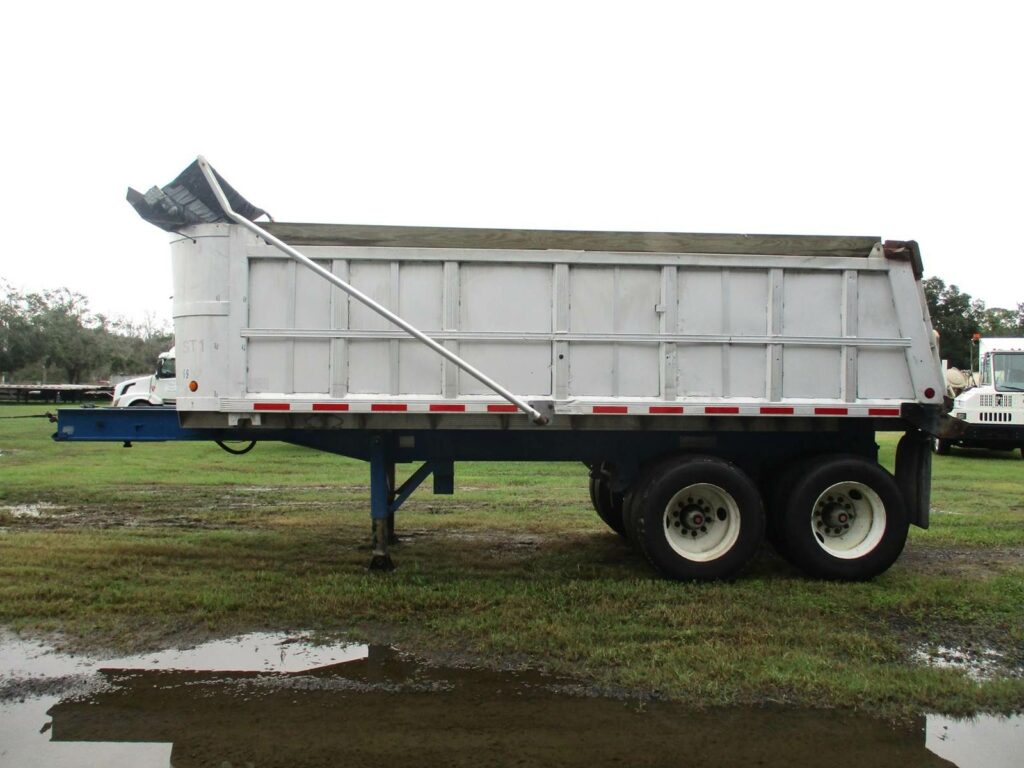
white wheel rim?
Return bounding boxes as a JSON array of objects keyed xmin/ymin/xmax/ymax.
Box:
[
  {"xmin": 810, "ymin": 481, "xmax": 887, "ymax": 559},
  {"xmin": 663, "ymin": 483, "xmax": 741, "ymax": 562}
]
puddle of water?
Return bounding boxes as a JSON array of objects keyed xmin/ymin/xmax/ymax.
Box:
[
  {"xmin": 0, "ymin": 631, "xmax": 367, "ymax": 681},
  {"xmin": 914, "ymin": 644, "xmax": 1011, "ymax": 681},
  {"xmin": 928, "ymin": 714, "xmax": 1022, "ymax": 768},
  {"xmin": 0, "ymin": 697, "xmax": 171, "ymax": 768},
  {"xmin": 1, "ymin": 632, "xmax": 1021, "ymax": 768},
  {"xmin": 0, "ymin": 502, "xmax": 67, "ymax": 518}
]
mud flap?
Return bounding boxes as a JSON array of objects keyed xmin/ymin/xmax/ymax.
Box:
[{"xmin": 895, "ymin": 430, "xmax": 932, "ymax": 529}]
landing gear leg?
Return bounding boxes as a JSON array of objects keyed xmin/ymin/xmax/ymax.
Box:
[
  {"xmin": 368, "ymin": 437, "xmax": 396, "ymax": 572},
  {"xmin": 387, "ymin": 463, "xmax": 400, "ymax": 545}
]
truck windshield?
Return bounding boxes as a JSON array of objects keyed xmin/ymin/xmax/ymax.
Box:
[
  {"xmin": 156, "ymin": 357, "xmax": 175, "ymax": 379},
  {"xmin": 992, "ymin": 353, "xmax": 1024, "ymax": 392}
]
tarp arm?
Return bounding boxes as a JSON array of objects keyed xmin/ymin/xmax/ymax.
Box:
[{"xmin": 196, "ymin": 156, "xmax": 548, "ymax": 425}]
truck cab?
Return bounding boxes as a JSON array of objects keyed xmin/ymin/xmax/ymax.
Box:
[
  {"xmin": 939, "ymin": 338, "xmax": 1024, "ymax": 457},
  {"xmin": 111, "ymin": 347, "xmax": 177, "ymax": 407}
]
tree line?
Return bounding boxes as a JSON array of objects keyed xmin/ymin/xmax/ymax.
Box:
[
  {"xmin": 0, "ymin": 283, "xmax": 172, "ymax": 384},
  {"xmin": 1, "ymin": 278, "xmax": 1020, "ymax": 384},
  {"xmin": 923, "ymin": 278, "xmax": 1024, "ymax": 370}
]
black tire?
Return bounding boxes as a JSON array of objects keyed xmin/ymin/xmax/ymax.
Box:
[
  {"xmin": 621, "ymin": 487, "xmax": 644, "ymax": 551},
  {"xmin": 129, "ymin": 399, "xmax": 151, "ymax": 407},
  {"xmin": 777, "ymin": 456, "xmax": 908, "ymax": 581},
  {"xmin": 932, "ymin": 438, "xmax": 950, "ymax": 455},
  {"xmin": 589, "ymin": 475, "xmax": 627, "ymax": 538},
  {"xmin": 632, "ymin": 455, "xmax": 765, "ymax": 581},
  {"xmin": 621, "ymin": 456, "xmax": 678, "ymax": 551},
  {"xmin": 766, "ymin": 457, "xmax": 818, "ymax": 558}
]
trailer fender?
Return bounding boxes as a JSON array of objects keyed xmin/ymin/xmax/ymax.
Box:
[{"xmin": 895, "ymin": 430, "xmax": 932, "ymax": 529}]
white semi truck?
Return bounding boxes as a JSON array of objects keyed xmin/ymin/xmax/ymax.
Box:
[
  {"xmin": 111, "ymin": 348, "xmax": 177, "ymax": 407},
  {"xmin": 936, "ymin": 337, "xmax": 1024, "ymax": 458},
  {"xmin": 56, "ymin": 157, "xmax": 956, "ymax": 582}
]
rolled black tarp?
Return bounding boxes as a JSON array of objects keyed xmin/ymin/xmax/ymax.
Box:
[{"xmin": 127, "ymin": 159, "xmax": 268, "ymax": 231}]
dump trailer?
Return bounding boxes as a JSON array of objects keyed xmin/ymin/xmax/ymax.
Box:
[{"xmin": 56, "ymin": 158, "xmax": 951, "ymax": 581}]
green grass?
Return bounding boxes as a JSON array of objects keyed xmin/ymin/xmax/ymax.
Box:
[{"xmin": 1, "ymin": 404, "xmax": 1022, "ymax": 717}]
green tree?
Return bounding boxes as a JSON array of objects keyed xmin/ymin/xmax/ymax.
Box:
[
  {"xmin": 1, "ymin": 284, "xmax": 172, "ymax": 384},
  {"xmin": 0, "ymin": 284, "xmax": 40, "ymax": 379},
  {"xmin": 978, "ymin": 306, "xmax": 1024, "ymax": 338},
  {"xmin": 922, "ymin": 277, "xmax": 985, "ymax": 369},
  {"xmin": 23, "ymin": 289, "xmax": 96, "ymax": 383}
]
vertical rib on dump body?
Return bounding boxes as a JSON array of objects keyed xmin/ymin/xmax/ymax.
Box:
[{"xmin": 170, "ymin": 222, "xmax": 943, "ymax": 426}]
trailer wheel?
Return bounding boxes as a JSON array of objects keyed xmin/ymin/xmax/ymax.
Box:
[
  {"xmin": 588, "ymin": 475, "xmax": 627, "ymax": 538},
  {"xmin": 932, "ymin": 438, "xmax": 950, "ymax": 455},
  {"xmin": 632, "ymin": 456, "xmax": 764, "ymax": 581},
  {"xmin": 778, "ymin": 457, "xmax": 908, "ymax": 581}
]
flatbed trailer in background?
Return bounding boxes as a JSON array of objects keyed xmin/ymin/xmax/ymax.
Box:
[
  {"xmin": 2, "ymin": 383, "xmax": 112, "ymax": 404},
  {"xmin": 57, "ymin": 157, "xmax": 955, "ymax": 581}
]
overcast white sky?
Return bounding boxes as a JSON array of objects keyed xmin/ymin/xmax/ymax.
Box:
[{"xmin": 2, "ymin": 1, "xmax": 1022, "ymax": 327}]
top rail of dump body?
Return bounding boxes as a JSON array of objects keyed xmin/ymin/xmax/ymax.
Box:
[{"xmin": 257, "ymin": 223, "xmax": 883, "ymax": 260}]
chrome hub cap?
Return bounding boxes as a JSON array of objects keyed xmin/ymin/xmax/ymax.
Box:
[
  {"xmin": 811, "ymin": 482, "xmax": 886, "ymax": 559},
  {"xmin": 663, "ymin": 483, "xmax": 741, "ymax": 562}
]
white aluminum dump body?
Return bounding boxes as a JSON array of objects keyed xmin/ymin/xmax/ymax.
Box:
[{"xmin": 170, "ymin": 223, "xmax": 944, "ymax": 425}]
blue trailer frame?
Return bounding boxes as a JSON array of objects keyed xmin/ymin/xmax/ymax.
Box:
[{"xmin": 55, "ymin": 406, "xmax": 928, "ymax": 574}]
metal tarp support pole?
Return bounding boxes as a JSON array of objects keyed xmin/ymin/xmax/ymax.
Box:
[{"xmin": 195, "ymin": 156, "xmax": 547, "ymax": 425}]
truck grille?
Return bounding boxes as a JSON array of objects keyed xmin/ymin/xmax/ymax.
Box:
[
  {"xmin": 980, "ymin": 394, "xmax": 1015, "ymax": 407},
  {"xmin": 979, "ymin": 411, "xmax": 1013, "ymax": 422}
]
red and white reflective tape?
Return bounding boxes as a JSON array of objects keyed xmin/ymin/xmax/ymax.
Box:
[
  {"xmin": 574, "ymin": 404, "xmax": 901, "ymax": 417},
  {"xmin": 236, "ymin": 400, "xmax": 903, "ymax": 418}
]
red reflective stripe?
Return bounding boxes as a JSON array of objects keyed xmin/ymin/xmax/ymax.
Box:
[
  {"xmin": 487, "ymin": 404, "xmax": 519, "ymax": 413},
  {"xmin": 253, "ymin": 403, "xmax": 289, "ymax": 411},
  {"xmin": 312, "ymin": 403, "xmax": 349, "ymax": 412},
  {"xmin": 705, "ymin": 406, "xmax": 739, "ymax": 414},
  {"xmin": 429, "ymin": 404, "xmax": 466, "ymax": 412},
  {"xmin": 760, "ymin": 406, "xmax": 794, "ymax": 415},
  {"xmin": 815, "ymin": 407, "xmax": 848, "ymax": 415},
  {"xmin": 649, "ymin": 406, "xmax": 684, "ymax": 414},
  {"xmin": 869, "ymin": 407, "xmax": 901, "ymax": 416},
  {"xmin": 371, "ymin": 403, "xmax": 407, "ymax": 412},
  {"xmin": 593, "ymin": 406, "xmax": 628, "ymax": 414}
]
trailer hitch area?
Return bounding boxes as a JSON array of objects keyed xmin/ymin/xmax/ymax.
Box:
[
  {"xmin": 899, "ymin": 405, "xmax": 966, "ymax": 439},
  {"xmin": 935, "ymin": 413, "xmax": 969, "ymax": 439}
]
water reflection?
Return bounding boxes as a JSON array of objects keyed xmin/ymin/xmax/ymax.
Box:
[
  {"xmin": 1, "ymin": 633, "xmax": 1021, "ymax": 768},
  {"xmin": 927, "ymin": 714, "xmax": 1022, "ymax": 768}
]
